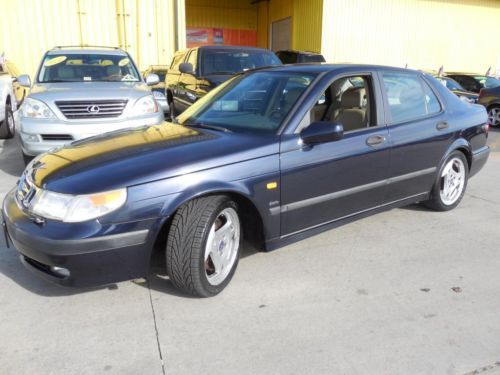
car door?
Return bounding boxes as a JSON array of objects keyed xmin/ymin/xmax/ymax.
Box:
[
  {"xmin": 166, "ymin": 51, "xmax": 185, "ymax": 110},
  {"xmin": 178, "ymin": 49, "xmax": 199, "ymax": 111},
  {"xmin": 379, "ymin": 71, "xmax": 452, "ymax": 201},
  {"xmin": 279, "ymin": 71, "xmax": 391, "ymax": 236}
]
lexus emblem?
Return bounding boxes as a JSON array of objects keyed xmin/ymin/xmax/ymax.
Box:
[{"xmin": 87, "ymin": 105, "xmax": 101, "ymax": 113}]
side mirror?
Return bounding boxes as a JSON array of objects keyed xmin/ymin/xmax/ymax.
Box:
[
  {"xmin": 17, "ymin": 74, "xmax": 31, "ymax": 88},
  {"xmin": 145, "ymin": 73, "xmax": 160, "ymax": 86},
  {"xmin": 300, "ymin": 122, "xmax": 344, "ymax": 145},
  {"xmin": 179, "ymin": 62, "xmax": 194, "ymax": 74}
]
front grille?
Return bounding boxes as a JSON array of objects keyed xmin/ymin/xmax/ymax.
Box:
[
  {"xmin": 41, "ymin": 134, "xmax": 73, "ymax": 141},
  {"xmin": 55, "ymin": 100, "xmax": 128, "ymax": 119}
]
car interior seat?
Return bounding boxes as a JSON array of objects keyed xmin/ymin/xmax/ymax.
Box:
[
  {"xmin": 57, "ymin": 65, "xmax": 76, "ymax": 81},
  {"xmin": 333, "ymin": 87, "xmax": 367, "ymax": 131}
]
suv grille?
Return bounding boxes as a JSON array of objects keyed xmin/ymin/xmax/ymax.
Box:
[
  {"xmin": 55, "ymin": 100, "xmax": 128, "ymax": 119},
  {"xmin": 41, "ymin": 134, "xmax": 73, "ymax": 141}
]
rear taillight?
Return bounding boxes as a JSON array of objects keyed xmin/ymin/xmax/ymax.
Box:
[{"xmin": 478, "ymin": 89, "xmax": 485, "ymax": 100}]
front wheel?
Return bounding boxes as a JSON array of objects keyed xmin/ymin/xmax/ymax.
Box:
[
  {"xmin": 488, "ymin": 106, "xmax": 500, "ymax": 127},
  {"xmin": 424, "ymin": 151, "xmax": 468, "ymax": 211},
  {"xmin": 0, "ymin": 104, "xmax": 15, "ymax": 139},
  {"xmin": 166, "ymin": 195, "xmax": 241, "ymax": 297}
]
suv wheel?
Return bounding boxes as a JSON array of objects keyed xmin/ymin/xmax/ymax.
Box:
[
  {"xmin": 488, "ymin": 105, "xmax": 500, "ymax": 127},
  {"xmin": 166, "ymin": 195, "xmax": 241, "ymax": 297},
  {"xmin": 0, "ymin": 104, "xmax": 15, "ymax": 139}
]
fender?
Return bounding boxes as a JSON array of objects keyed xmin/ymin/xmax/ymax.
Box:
[{"xmin": 439, "ymin": 136, "xmax": 472, "ymax": 170}]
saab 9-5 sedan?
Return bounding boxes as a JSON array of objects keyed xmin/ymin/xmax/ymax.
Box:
[{"xmin": 2, "ymin": 64, "xmax": 490, "ymax": 297}]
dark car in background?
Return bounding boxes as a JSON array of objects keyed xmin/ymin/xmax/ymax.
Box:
[
  {"xmin": 446, "ymin": 72, "xmax": 500, "ymax": 93},
  {"xmin": 276, "ymin": 50, "xmax": 326, "ymax": 64},
  {"xmin": 479, "ymin": 86, "xmax": 500, "ymax": 127},
  {"xmin": 2, "ymin": 64, "xmax": 490, "ymax": 297},
  {"xmin": 433, "ymin": 75, "xmax": 478, "ymax": 103},
  {"xmin": 142, "ymin": 65, "xmax": 170, "ymax": 115},
  {"xmin": 165, "ymin": 45, "xmax": 281, "ymax": 118}
]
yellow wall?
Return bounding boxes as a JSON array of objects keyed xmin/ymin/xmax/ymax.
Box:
[
  {"xmin": 186, "ymin": 0, "xmax": 258, "ymax": 29},
  {"xmin": 0, "ymin": 0, "xmax": 185, "ymax": 77},
  {"xmin": 257, "ymin": 0, "xmax": 323, "ymax": 52},
  {"xmin": 321, "ymin": 0, "xmax": 500, "ymax": 73}
]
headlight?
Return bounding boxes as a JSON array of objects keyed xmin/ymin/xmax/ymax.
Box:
[
  {"xmin": 130, "ymin": 95, "xmax": 158, "ymax": 116},
  {"xmin": 30, "ymin": 188, "xmax": 127, "ymax": 222},
  {"xmin": 152, "ymin": 90, "xmax": 166, "ymax": 99},
  {"xmin": 21, "ymin": 98, "xmax": 56, "ymax": 119}
]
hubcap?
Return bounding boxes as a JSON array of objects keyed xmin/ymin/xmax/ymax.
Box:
[
  {"xmin": 439, "ymin": 157, "xmax": 465, "ymax": 205},
  {"xmin": 488, "ymin": 107, "xmax": 500, "ymax": 127},
  {"xmin": 7, "ymin": 110, "xmax": 14, "ymax": 134},
  {"xmin": 204, "ymin": 207, "xmax": 240, "ymax": 286}
]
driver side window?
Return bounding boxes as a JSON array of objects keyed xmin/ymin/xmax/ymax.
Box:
[{"xmin": 299, "ymin": 75, "xmax": 375, "ymax": 133}]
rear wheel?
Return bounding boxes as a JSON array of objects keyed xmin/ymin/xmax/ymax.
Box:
[
  {"xmin": 488, "ymin": 106, "xmax": 500, "ymax": 127},
  {"xmin": 0, "ymin": 104, "xmax": 15, "ymax": 139},
  {"xmin": 166, "ymin": 195, "xmax": 241, "ymax": 297},
  {"xmin": 424, "ymin": 151, "xmax": 468, "ymax": 211}
]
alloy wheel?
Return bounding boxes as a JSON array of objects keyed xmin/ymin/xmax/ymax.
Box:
[{"xmin": 439, "ymin": 157, "xmax": 466, "ymax": 206}]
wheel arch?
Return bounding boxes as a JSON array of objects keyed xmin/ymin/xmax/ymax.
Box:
[
  {"xmin": 442, "ymin": 138, "xmax": 472, "ymax": 172},
  {"xmin": 153, "ymin": 186, "xmax": 267, "ymax": 256}
]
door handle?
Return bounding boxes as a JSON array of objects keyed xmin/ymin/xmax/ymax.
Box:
[
  {"xmin": 366, "ymin": 135, "xmax": 386, "ymax": 146},
  {"xmin": 436, "ymin": 121, "xmax": 448, "ymax": 130}
]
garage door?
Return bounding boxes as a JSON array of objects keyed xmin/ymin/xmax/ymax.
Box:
[{"xmin": 271, "ymin": 17, "xmax": 291, "ymax": 52}]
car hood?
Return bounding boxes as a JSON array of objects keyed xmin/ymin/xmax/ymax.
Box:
[
  {"xmin": 29, "ymin": 81, "xmax": 152, "ymax": 101},
  {"xmin": 201, "ymin": 74, "xmax": 234, "ymax": 87},
  {"xmin": 450, "ymin": 89, "xmax": 479, "ymax": 100},
  {"xmin": 29, "ymin": 122, "xmax": 279, "ymax": 194}
]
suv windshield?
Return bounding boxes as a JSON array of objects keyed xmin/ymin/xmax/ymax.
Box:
[
  {"xmin": 436, "ymin": 77, "xmax": 465, "ymax": 91},
  {"xmin": 201, "ymin": 49, "xmax": 281, "ymax": 75},
  {"xmin": 38, "ymin": 53, "xmax": 141, "ymax": 83},
  {"xmin": 178, "ymin": 71, "xmax": 316, "ymax": 134}
]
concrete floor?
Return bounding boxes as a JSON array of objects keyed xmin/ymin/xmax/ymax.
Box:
[{"xmin": 1, "ymin": 122, "xmax": 499, "ymax": 375}]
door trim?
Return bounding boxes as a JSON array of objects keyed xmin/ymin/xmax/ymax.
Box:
[{"xmin": 274, "ymin": 166, "xmax": 436, "ymax": 214}]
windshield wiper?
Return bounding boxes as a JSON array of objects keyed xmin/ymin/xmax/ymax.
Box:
[{"xmin": 184, "ymin": 122, "xmax": 232, "ymax": 133}]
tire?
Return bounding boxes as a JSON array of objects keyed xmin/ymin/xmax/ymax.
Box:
[
  {"xmin": 424, "ymin": 151, "xmax": 469, "ymax": 211},
  {"xmin": 0, "ymin": 104, "xmax": 15, "ymax": 139},
  {"xmin": 22, "ymin": 152, "xmax": 34, "ymax": 166},
  {"xmin": 168, "ymin": 100, "xmax": 176, "ymax": 122},
  {"xmin": 166, "ymin": 195, "xmax": 241, "ymax": 297},
  {"xmin": 488, "ymin": 105, "xmax": 500, "ymax": 127}
]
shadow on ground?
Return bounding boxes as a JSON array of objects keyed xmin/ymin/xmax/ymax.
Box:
[{"xmin": 0, "ymin": 133, "xmax": 25, "ymax": 177}]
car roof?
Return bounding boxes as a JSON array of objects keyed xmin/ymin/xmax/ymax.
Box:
[
  {"xmin": 446, "ymin": 72, "xmax": 481, "ymax": 76},
  {"xmin": 277, "ymin": 49, "xmax": 323, "ymax": 55},
  {"xmin": 189, "ymin": 45, "xmax": 274, "ymax": 52},
  {"xmin": 48, "ymin": 46, "xmax": 128, "ymax": 56},
  {"xmin": 252, "ymin": 63, "xmax": 422, "ymax": 75}
]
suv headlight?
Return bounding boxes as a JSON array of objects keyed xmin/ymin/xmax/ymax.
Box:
[
  {"xmin": 130, "ymin": 95, "xmax": 158, "ymax": 116},
  {"xmin": 21, "ymin": 98, "xmax": 56, "ymax": 119},
  {"xmin": 30, "ymin": 188, "xmax": 127, "ymax": 222}
]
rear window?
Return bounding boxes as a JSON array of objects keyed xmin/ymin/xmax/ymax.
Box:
[
  {"xmin": 382, "ymin": 72, "xmax": 441, "ymax": 124},
  {"xmin": 298, "ymin": 54, "xmax": 325, "ymax": 63},
  {"xmin": 201, "ymin": 49, "xmax": 281, "ymax": 76}
]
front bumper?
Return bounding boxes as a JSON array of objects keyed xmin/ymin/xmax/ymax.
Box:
[
  {"xmin": 2, "ymin": 189, "xmax": 160, "ymax": 287},
  {"xmin": 470, "ymin": 145, "xmax": 490, "ymax": 178},
  {"xmin": 20, "ymin": 112, "xmax": 164, "ymax": 156}
]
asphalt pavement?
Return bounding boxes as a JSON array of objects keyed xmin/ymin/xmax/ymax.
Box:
[{"xmin": 1, "ymin": 122, "xmax": 499, "ymax": 375}]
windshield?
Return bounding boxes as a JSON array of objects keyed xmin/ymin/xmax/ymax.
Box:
[
  {"xmin": 437, "ymin": 77, "xmax": 465, "ymax": 91},
  {"xmin": 38, "ymin": 53, "xmax": 141, "ymax": 83},
  {"xmin": 474, "ymin": 75, "xmax": 500, "ymax": 89},
  {"xmin": 177, "ymin": 71, "xmax": 316, "ymax": 134},
  {"xmin": 201, "ymin": 50, "xmax": 281, "ymax": 75}
]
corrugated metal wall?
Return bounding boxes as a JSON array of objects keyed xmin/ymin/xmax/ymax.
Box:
[
  {"xmin": 293, "ymin": 0, "xmax": 322, "ymax": 53},
  {"xmin": 321, "ymin": 0, "xmax": 500, "ymax": 73},
  {"xmin": 186, "ymin": 0, "xmax": 258, "ymax": 30},
  {"xmin": 0, "ymin": 0, "xmax": 185, "ymax": 77}
]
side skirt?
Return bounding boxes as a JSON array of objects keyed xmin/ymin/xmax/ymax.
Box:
[{"xmin": 264, "ymin": 192, "xmax": 429, "ymax": 251}]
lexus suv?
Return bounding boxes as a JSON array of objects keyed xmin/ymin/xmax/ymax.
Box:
[{"xmin": 17, "ymin": 46, "xmax": 164, "ymax": 164}]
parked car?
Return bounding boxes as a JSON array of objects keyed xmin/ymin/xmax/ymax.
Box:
[
  {"xmin": 165, "ymin": 45, "xmax": 281, "ymax": 118},
  {"xmin": 433, "ymin": 75, "xmax": 478, "ymax": 103},
  {"xmin": 2, "ymin": 64, "xmax": 490, "ymax": 297},
  {"xmin": 446, "ymin": 72, "xmax": 500, "ymax": 93},
  {"xmin": 0, "ymin": 64, "xmax": 17, "ymax": 139},
  {"xmin": 17, "ymin": 46, "xmax": 164, "ymax": 164},
  {"xmin": 478, "ymin": 85, "xmax": 500, "ymax": 127},
  {"xmin": 276, "ymin": 50, "xmax": 326, "ymax": 64},
  {"xmin": 2, "ymin": 59, "xmax": 28, "ymax": 106},
  {"xmin": 142, "ymin": 65, "xmax": 169, "ymax": 115}
]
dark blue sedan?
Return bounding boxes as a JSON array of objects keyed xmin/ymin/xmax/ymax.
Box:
[{"xmin": 2, "ymin": 64, "xmax": 490, "ymax": 297}]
